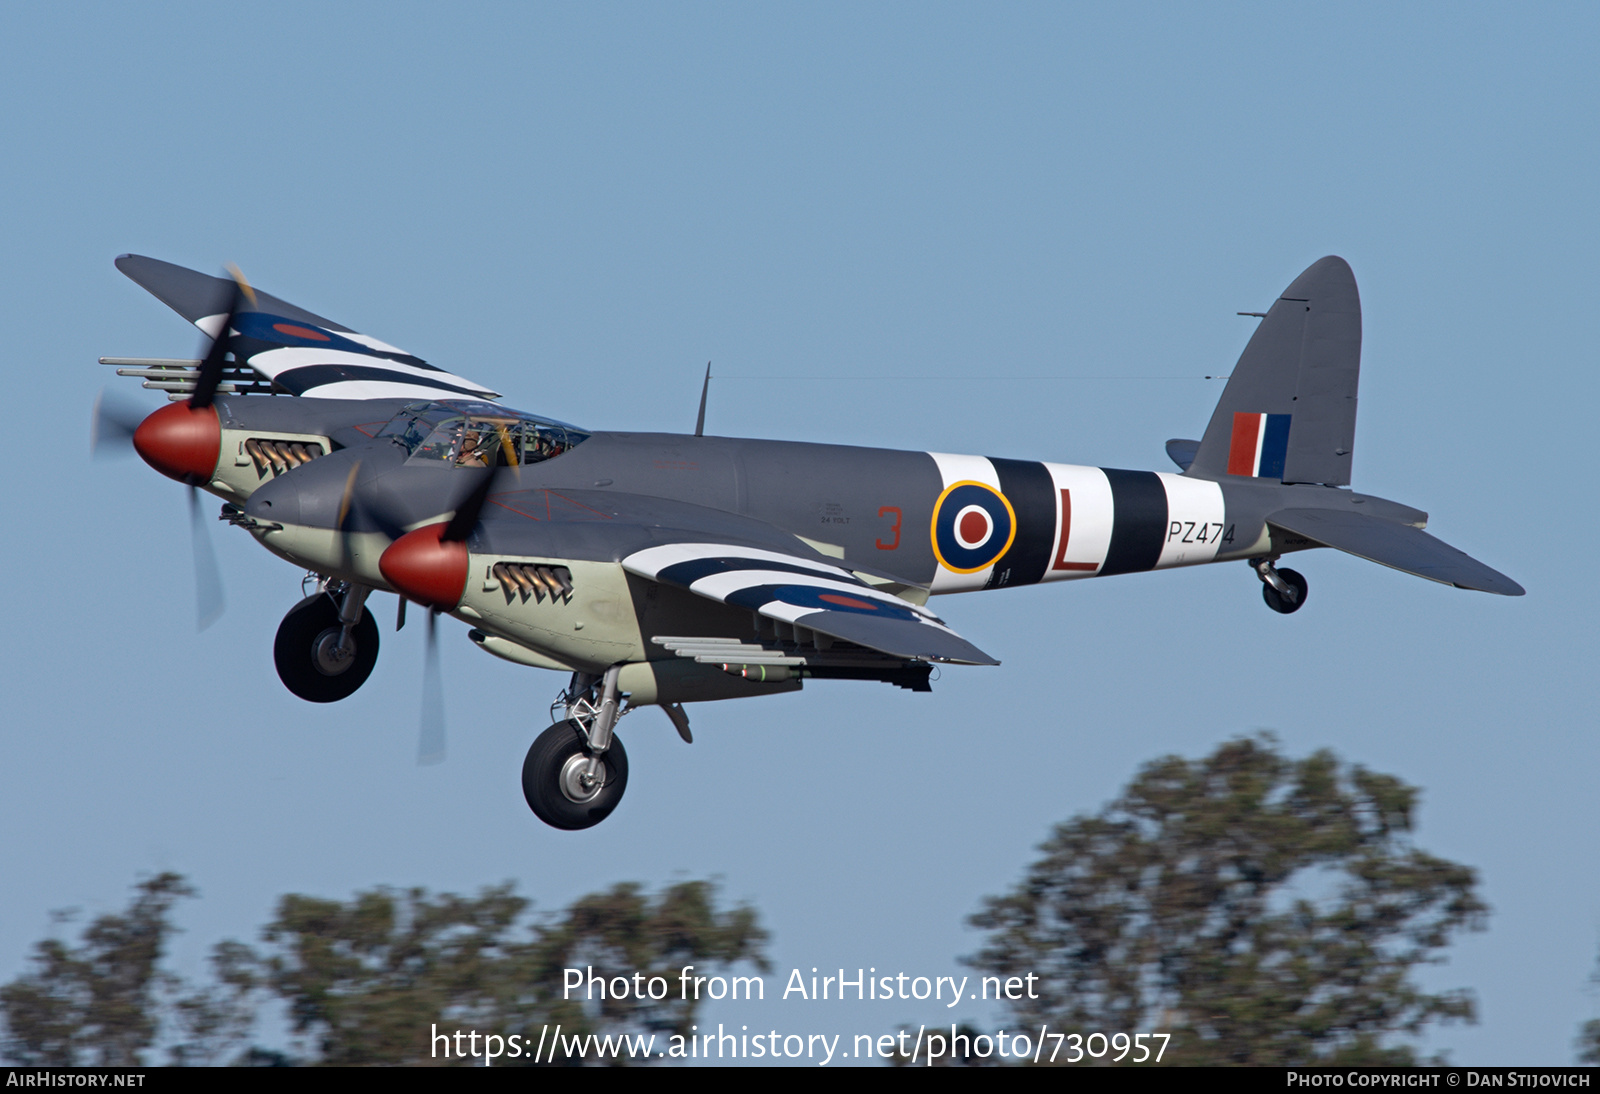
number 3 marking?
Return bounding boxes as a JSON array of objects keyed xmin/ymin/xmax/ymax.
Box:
[{"xmin": 877, "ymin": 506, "xmax": 902, "ymax": 550}]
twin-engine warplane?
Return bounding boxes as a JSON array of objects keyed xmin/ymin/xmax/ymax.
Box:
[{"xmin": 95, "ymin": 255, "xmax": 1522, "ymax": 829}]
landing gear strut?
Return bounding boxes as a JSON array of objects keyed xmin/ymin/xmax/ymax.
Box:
[
  {"xmin": 1252, "ymin": 558, "xmax": 1308, "ymax": 615},
  {"xmin": 274, "ymin": 583, "xmax": 380, "ymax": 701},
  {"xmin": 522, "ymin": 666, "xmax": 629, "ymax": 830}
]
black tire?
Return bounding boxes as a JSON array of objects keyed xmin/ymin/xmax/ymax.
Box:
[
  {"xmin": 1262, "ymin": 568, "xmax": 1309, "ymax": 615},
  {"xmin": 522, "ymin": 721, "xmax": 628, "ymax": 830},
  {"xmin": 274, "ymin": 593, "xmax": 380, "ymax": 702}
]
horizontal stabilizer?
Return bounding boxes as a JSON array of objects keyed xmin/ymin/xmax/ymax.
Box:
[
  {"xmin": 1165, "ymin": 438, "xmax": 1199, "ymax": 471},
  {"xmin": 1266, "ymin": 508, "xmax": 1524, "ymax": 596}
]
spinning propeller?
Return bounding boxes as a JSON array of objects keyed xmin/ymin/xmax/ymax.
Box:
[
  {"xmin": 380, "ymin": 467, "xmax": 503, "ymax": 766},
  {"xmin": 94, "ymin": 267, "xmax": 255, "ymax": 630},
  {"xmin": 419, "ymin": 607, "xmax": 446, "ymax": 765},
  {"xmin": 90, "ymin": 386, "xmax": 148, "ymax": 457}
]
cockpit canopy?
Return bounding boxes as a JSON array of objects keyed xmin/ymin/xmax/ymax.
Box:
[{"xmin": 376, "ymin": 401, "xmax": 590, "ymax": 469}]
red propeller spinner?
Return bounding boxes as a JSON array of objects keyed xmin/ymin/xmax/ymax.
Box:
[
  {"xmin": 132, "ymin": 401, "xmax": 221, "ymax": 485},
  {"xmin": 380, "ymin": 523, "xmax": 469, "ymax": 610},
  {"xmin": 379, "ymin": 469, "xmax": 498, "ymax": 610}
]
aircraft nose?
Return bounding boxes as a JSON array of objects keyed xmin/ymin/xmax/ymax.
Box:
[
  {"xmin": 132, "ymin": 402, "xmax": 220, "ymax": 484},
  {"xmin": 379, "ymin": 524, "xmax": 468, "ymax": 610},
  {"xmin": 243, "ymin": 472, "xmax": 300, "ymax": 528}
]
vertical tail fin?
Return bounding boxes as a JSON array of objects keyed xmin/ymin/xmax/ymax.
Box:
[{"xmin": 1187, "ymin": 256, "xmax": 1361, "ymax": 485}]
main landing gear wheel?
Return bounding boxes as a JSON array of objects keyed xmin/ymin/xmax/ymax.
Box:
[
  {"xmin": 522, "ymin": 721, "xmax": 628, "ymax": 830},
  {"xmin": 274, "ymin": 593, "xmax": 380, "ymax": 702},
  {"xmin": 1262, "ymin": 567, "xmax": 1309, "ymax": 615}
]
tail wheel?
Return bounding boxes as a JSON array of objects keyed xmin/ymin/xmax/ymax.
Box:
[
  {"xmin": 522, "ymin": 721, "xmax": 628, "ymax": 830},
  {"xmin": 1262, "ymin": 568, "xmax": 1309, "ymax": 614},
  {"xmin": 274, "ymin": 594, "xmax": 380, "ymax": 702}
]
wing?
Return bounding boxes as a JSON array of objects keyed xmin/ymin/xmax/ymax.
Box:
[
  {"xmin": 469, "ymin": 487, "xmax": 999, "ymax": 666},
  {"xmin": 115, "ymin": 254, "xmax": 499, "ymax": 401},
  {"xmin": 622, "ymin": 543, "xmax": 998, "ymax": 665}
]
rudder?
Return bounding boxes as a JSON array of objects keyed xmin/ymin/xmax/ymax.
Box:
[{"xmin": 1187, "ymin": 256, "xmax": 1361, "ymax": 485}]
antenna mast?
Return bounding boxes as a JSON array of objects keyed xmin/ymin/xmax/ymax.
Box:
[{"xmin": 694, "ymin": 362, "xmax": 711, "ymax": 436}]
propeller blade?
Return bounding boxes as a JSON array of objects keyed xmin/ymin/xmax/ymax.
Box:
[
  {"xmin": 90, "ymin": 387, "xmax": 147, "ymax": 458},
  {"xmin": 441, "ymin": 468, "xmax": 498, "ymax": 543},
  {"xmin": 190, "ymin": 267, "xmax": 255, "ymax": 411},
  {"xmin": 418, "ymin": 608, "xmax": 446, "ymax": 765},
  {"xmin": 335, "ymin": 460, "xmax": 363, "ymax": 531},
  {"xmin": 334, "ymin": 465, "xmax": 411, "ymax": 543},
  {"xmin": 187, "ymin": 486, "xmax": 225, "ymax": 630},
  {"xmin": 335, "ymin": 460, "xmax": 363, "ymax": 571}
]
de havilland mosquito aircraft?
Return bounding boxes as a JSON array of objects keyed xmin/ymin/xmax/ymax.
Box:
[{"xmin": 95, "ymin": 254, "xmax": 1522, "ymax": 830}]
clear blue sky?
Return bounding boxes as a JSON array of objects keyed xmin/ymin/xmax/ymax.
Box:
[{"xmin": 1, "ymin": 1, "xmax": 1595, "ymax": 1065}]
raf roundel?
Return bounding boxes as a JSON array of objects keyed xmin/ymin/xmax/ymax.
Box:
[{"xmin": 931, "ymin": 481, "xmax": 1017, "ymax": 574}]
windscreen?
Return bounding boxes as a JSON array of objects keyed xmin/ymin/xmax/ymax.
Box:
[{"xmin": 376, "ymin": 401, "xmax": 590, "ymax": 467}]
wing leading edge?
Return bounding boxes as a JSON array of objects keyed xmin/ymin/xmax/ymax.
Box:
[{"xmin": 115, "ymin": 254, "xmax": 499, "ymax": 402}]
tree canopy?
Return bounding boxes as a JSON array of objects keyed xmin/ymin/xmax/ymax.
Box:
[
  {"xmin": 1, "ymin": 876, "xmax": 766, "ymax": 1066},
  {"xmin": 1578, "ymin": 954, "xmax": 1600, "ymax": 1065},
  {"xmin": 256, "ymin": 879, "xmax": 767, "ymax": 1065},
  {"xmin": 968, "ymin": 736, "xmax": 1486, "ymax": 1066},
  {"xmin": 0, "ymin": 873, "xmax": 192, "ymax": 1066}
]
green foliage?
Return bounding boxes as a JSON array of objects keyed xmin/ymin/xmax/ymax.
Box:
[
  {"xmin": 1579, "ymin": 1020, "xmax": 1600, "ymax": 1065},
  {"xmin": 254, "ymin": 880, "xmax": 767, "ymax": 1065},
  {"xmin": 527, "ymin": 881, "xmax": 770, "ymax": 1041},
  {"xmin": 968, "ymin": 736, "xmax": 1486, "ymax": 1066},
  {"xmin": 0, "ymin": 876, "xmax": 766, "ymax": 1067},
  {"xmin": 1578, "ymin": 952, "xmax": 1600, "ymax": 1065},
  {"xmin": 0, "ymin": 874, "xmax": 192, "ymax": 1066}
]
